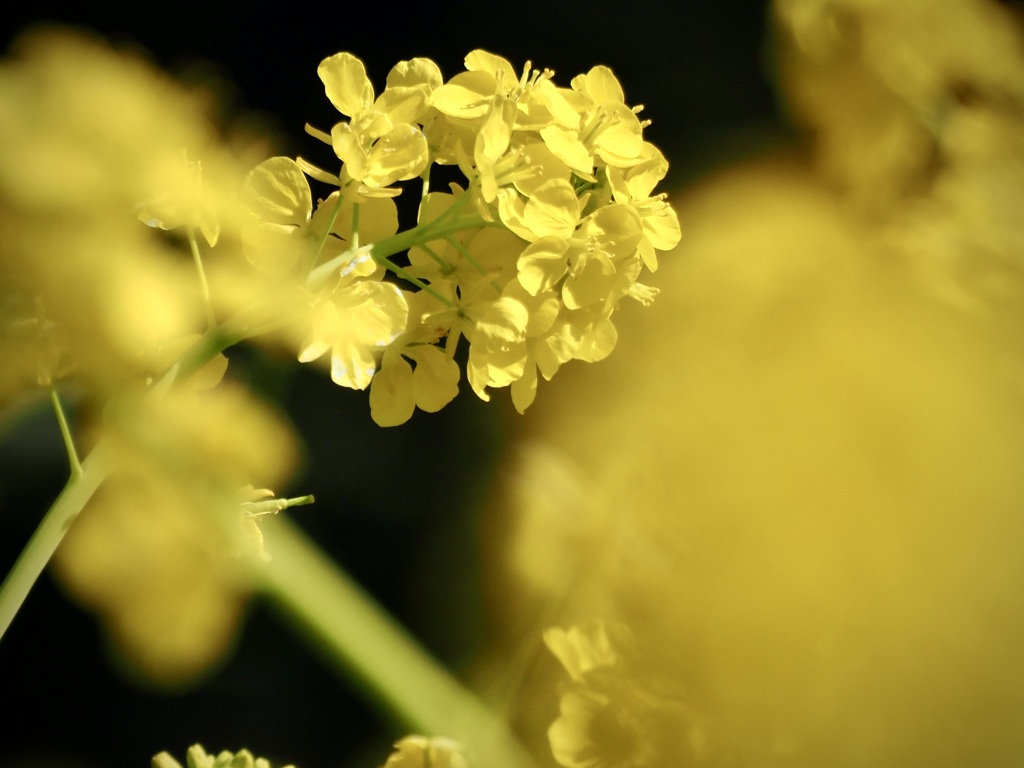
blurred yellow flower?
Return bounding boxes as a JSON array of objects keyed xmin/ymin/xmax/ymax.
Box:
[
  {"xmin": 0, "ymin": 27, "xmax": 254, "ymax": 399},
  {"xmin": 54, "ymin": 383, "xmax": 297, "ymax": 687},
  {"xmin": 548, "ymin": 688, "xmax": 650, "ymax": 768},
  {"xmin": 381, "ymin": 736, "xmax": 468, "ymax": 768},
  {"xmin": 482, "ymin": 4, "xmax": 1024, "ymax": 766}
]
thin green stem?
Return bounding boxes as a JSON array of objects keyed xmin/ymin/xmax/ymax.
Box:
[
  {"xmin": 351, "ymin": 202, "xmax": 361, "ymax": 251},
  {"xmin": 259, "ymin": 515, "xmax": 537, "ymax": 768},
  {"xmin": 242, "ymin": 494, "xmax": 316, "ymax": 517},
  {"xmin": 188, "ymin": 227, "xmax": 216, "ymax": 331},
  {"xmin": 0, "ymin": 308, "xmax": 272, "ymax": 642},
  {"xmin": 445, "ymin": 236, "xmax": 488, "ymax": 276},
  {"xmin": 445, "ymin": 236, "xmax": 503, "ymax": 294},
  {"xmin": 49, "ymin": 384, "xmax": 82, "ymax": 479},
  {"xmin": 0, "ymin": 447, "xmax": 107, "ymax": 640},
  {"xmin": 163, "ymin": 304, "xmax": 287, "ymax": 388},
  {"xmin": 310, "ymin": 188, "xmax": 345, "ymax": 271},
  {"xmin": 427, "ymin": 188, "xmax": 472, "ymax": 227},
  {"xmin": 418, "ymin": 243, "xmax": 455, "ymax": 274},
  {"xmin": 373, "ymin": 254, "xmax": 454, "ymax": 308},
  {"xmin": 306, "ymin": 211, "xmax": 488, "ymax": 294}
]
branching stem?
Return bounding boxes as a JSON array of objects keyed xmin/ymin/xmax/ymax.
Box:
[
  {"xmin": 0, "ymin": 447, "xmax": 106, "ymax": 640},
  {"xmin": 49, "ymin": 384, "xmax": 82, "ymax": 479}
]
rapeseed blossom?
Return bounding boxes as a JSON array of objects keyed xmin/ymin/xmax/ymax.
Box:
[
  {"xmin": 154, "ymin": 745, "xmax": 294, "ymax": 768},
  {"xmin": 0, "ymin": 28, "xmax": 680, "ymax": 761},
  {"xmin": 260, "ymin": 49, "xmax": 679, "ymax": 424}
]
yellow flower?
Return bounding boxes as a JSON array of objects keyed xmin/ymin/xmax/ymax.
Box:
[
  {"xmin": 154, "ymin": 744, "xmax": 294, "ymax": 768},
  {"xmin": 380, "ymin": 736, "xmax": 468, "ymax": 768},
  {"xmin": 549, "ymin": 688, "xmax": 651, "ymax": 768},
  {"xmin": 53, "ymin": 383, "xmax": 297, "ymax": 687},
  {"xmin": 497, "ymin": 178, "xmax": 581, "ymax": 242},
  {"xmin": 317, "ymin": 52, "xmax": 433, "ymax": 191},
  {"xmin": 292, "ymin": 49, "xmax": 677, "ymax": 417},
  {"xmin": 369, "ymin": 342, "xmax": 460, "ymax": 426},
  {"xmin": 369, "ymin": 291, "xmax": 461, "ymax": 427},
  {"xmin": 568, "ymin": 66, "xmax": 647, "ymax": 169},
  {"xmin": 241, "ymin": 156, "xmax": 316, "ymax": 278},
  {"xmin": 466, "ymin": 295, "xmax": 530, "ymax": 401},
  {"xmin": 544, "ymin": 623, "xmax": 623, "ymax": 683},
  {"xmin": 298, "ymin": 279, "xmax": 409, "ymax": 390},
  {"xmin": 605, "ymin": 144, "xmax": 680, "ymax": 271}
]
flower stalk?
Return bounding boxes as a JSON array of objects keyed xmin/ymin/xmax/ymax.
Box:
[
  {"xmin": 260, "ymin": 516, "xmax": 538, "ymax": 768},
  {"xmin": 0, "ymin": 447, "xmax": 106, "ymax": 639}
]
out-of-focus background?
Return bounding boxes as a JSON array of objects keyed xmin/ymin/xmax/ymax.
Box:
[
  {"xmin": 0, "ymin": 3, "xmax": 779, "ymax": 768},
  {"xmin": 481, "ymin": 2, "xmax": 1024, "ymax": 766}
]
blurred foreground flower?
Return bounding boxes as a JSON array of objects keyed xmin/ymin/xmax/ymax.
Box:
[
  {"xmin": 0, "ymin": 27, "xmax": 259, "ymax": 401},
  {"xmin": 544, "ymin": 623, "xmax": 703, "ymax": 768},
  {"xmin": 381, "ymin": 736, "xmax": 469, "ymax": 768},
  {"xmin": 54, "ymin": 383, "xmax": 297, "ymax": 685},
  {"xmin": 775, "ymin": 0, "xmax": 1024, "ymax": 314},
  {"xmin": 485, "ymin": 1, "xmax": 1024, "ymax": 765},
  {"xmin": 0, "ymin": 27, "xmax": 302, "ymax": 686}
]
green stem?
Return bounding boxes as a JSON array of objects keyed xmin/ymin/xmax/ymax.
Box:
[
  {"xmin": 1, "ymin": 314, "xmax": 539, "ymax": 768},
  {"xmin": 0, "ymin": 308, "xmax": 270, "ymax": 642},
  {"xmin": 49, "ymin": 384, "xmax": 82, "ymax": 479},
  {"xmin": 306, "ymin": 212, "xmax": 489, "ymax": 292},
  {"xmin": 164, "ymin": 305, "xmax": 283, "ymax": 388},
  {"xmin": 310, "ymin": 188, "xmax": 346, "ymax": 271},
  {"xmin": 188, "ymin": 227, "xmax": 217, "ymax": 331},
  {"xmin": 259, "ymin": 516, "xmax": 537, "ymax": 768},
  {"xmin": 351, "ymin": 202, "xmax": 361, "ymax": 251},
  {"xmin": 417, "ymin": 243, "xmax": 455, "ymax": 274},
  {"xmin": 445, "ymin": 235, "xmax": 488, "ymax": 277},
  {"xmin": 373, "ymin": 254, "xmax": 454, "ymax": 308},
  {"xmin": 426, "ymin": 187, "xmax": 472, "ymax": 227},
  {"xmin": 0, "ymin": 447, "xmax": 107, "ymax": 640},
  {"xmin": 242, "ymin": 494, "xmax": 316, "ymax": 517},
  {"xmin": 444, "ymin": 237, "xmax": 503, "ymax": 294}
]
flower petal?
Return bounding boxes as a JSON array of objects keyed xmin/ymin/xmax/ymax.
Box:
[{"xmin": 318, "ymin": 52, "xmax": 374, "ymax": 117}]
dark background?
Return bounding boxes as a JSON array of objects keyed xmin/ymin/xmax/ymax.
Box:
[{"xmin": 0, "ymin": 4, "xmax": 779, "ymax": 768}]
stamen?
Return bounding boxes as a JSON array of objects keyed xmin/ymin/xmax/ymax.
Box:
[{"xmin": 519, "ymin": 60, "xmax": 533, "ymax": 92}]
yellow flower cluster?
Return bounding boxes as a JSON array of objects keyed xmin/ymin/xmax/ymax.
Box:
[
  {"xmin": 153, "ymin": 745, "xmax": 294, "ymax": 768},
  {"xmin": 0, "ymin": 31, "xmax": 679, "ymax": 691},
  {"xmin": 244, "ymin": 50, "xmax": 680, "ymax": 425}
]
